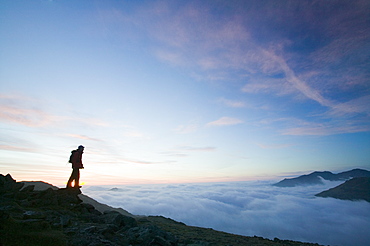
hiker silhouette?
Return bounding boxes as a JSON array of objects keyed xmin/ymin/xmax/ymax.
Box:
[{"xmin": 66, "ymin": 145, "xmax": 84, "ymax": 188}]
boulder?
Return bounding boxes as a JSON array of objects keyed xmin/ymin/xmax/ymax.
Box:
[
  {"xmin": 0, "ymin": 174, "xmax": 24, "ymax": 193},
  {"xmin": 103, "ymin": 210, "xmax": 138, "ymax": 229}
]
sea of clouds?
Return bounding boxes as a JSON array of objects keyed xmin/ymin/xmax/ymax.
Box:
[{"xmin": 83, "ymin": 180, "xmax": 370, "ymax": 246}]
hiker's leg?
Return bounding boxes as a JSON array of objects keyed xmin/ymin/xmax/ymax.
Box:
[
  {"xmin": 67, "ymin": 168, "xmax": 79, "ymax": 188},
  {"xmin": 66, "ymin": 170, "xmax": 75, "ymax": 188},
  {"xmin": 74, "ymin": 169, "xmax": 80, "ymax": 187}
]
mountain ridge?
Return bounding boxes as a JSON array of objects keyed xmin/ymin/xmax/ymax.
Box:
[
  {"xmin": 315, "ymin": 177, "xmax": 370, "ymax": 202},
  {"xmin": 273, "ymin": 168, "xmax": 370, "ymax": 187}
]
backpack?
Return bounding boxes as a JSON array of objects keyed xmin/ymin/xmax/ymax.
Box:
[{"xmin": 68, "ymin": 150, "xmax": 77, "ymax": 163}]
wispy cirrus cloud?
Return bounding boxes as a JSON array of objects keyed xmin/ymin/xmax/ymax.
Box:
[
  {"xmin": 219, "ymin": 98, "xmax": 246, "ymax": 108},
  {"xmin": 161, "ymin": 145, "xmax": 216, "ymax": 158},
  {"xmin": 176, "ymin": 145, "xmax": 216, "ymax": 152},
  {"xmin": 66, "ymin": 134, "xmax": 102, "ymax": 142},
  {"xmin": 154, "ymin": 49, "xmax": 185, "ymax": 67},
  {"xmin": 207, "ymin": 117, "xmax": 243, "ymax": 127},
  {"xmin": 173, "ymin": 123, "xmax": 198, "ymax": 134},
  {"xmin": 0, "ymin": 106, "xmax": 44, "ymax": 127},
  {"xmin": 328, "ymin": 95, "xmax": 370, "ymax": 117},
  {"xmin": 75, "ymin": 118, "xmax": 109, "ymax": 127},
  {"xmin": 258, "ymin": 115, "xmax": 370, "ymax": 136},
  {"xmin": 242, "ymin": 48, "xmax": 370, "ymax": 135},
  {"xmin": 0, "ymin": 94, "xmax": 109, "ymax": 129},
  {"xmin": 89, "ymin": 149, "xmax": 177, "ymax": 166},
  {"xmin": 113, "ymin": 1, "xmax": 369, "ymax": 95},
  {"xmin": 282, "ymin": 121, "xmax": 370, "ymax": 136},
  {"xmin": 0, "ymin": 144, "xmax": 38, "ymax": 153},
  {"xmin": 136, "ymin": 1, "xmax": 368, "ymax": 117},
  {"xmin": 257, "ymin": 143, "xmax": 293, "ymax": 149},
  {"xmin": 0, "ymin": 99, "xmax": 61, "ymax": 127},
  {"xmin": 245, "ymin": 49, "xmax": 335, "ymax": 108},
  {"xmin": 121, "ymin": 129, "xmax": 145, "ymax": 138},
  {"xmin": 103, "ymin": 1, "xmax": 370, "ymax": 136},
  {"xmin": 128, "ymin": 1, "xmax": 254, "ymax": 73}
]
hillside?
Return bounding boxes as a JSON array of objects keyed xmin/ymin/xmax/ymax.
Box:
[
  {"xmin": 0, "ymin": 173, "xmax": 322, "ymax": 246},
  {"xmin": 315, "ymin": 177, "xmax": 370, "ymax": 202},
  {"xmin": 273, "ymin": 168, "xmax": 370, "ymax": 187}
]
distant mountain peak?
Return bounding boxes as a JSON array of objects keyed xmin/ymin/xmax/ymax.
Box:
[
  {"xmin": 273, "ymin": 168, "xmax": 370, "ymax": 187},
  {"xmin": 312, "ymin": 171, "xmax": 332, "ymax": 175}
]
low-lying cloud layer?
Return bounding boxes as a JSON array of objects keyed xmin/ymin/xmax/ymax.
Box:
[{"xmin": 84, "ymin": 180, "xmax": 370, "ymax": 246}]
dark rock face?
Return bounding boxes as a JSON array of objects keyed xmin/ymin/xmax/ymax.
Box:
[
  {"xmin": 315, "ymin": 177, "xmax": 370, "ymax": 202},
  {"xmin": 0, "ymin": 174, "xmax": 178, "ymax": 246},
  {"xmin": 273, "ymin": 168, "xmax": 370, "ymax": 187}
]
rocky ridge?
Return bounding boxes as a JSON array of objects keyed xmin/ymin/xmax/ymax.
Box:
[{"xmin": 1, "ymin": 173, "xmax": 322, "ymax": 246}]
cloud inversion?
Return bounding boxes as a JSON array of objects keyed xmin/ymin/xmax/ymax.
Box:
[{"xmin": 84, "ymin": 180, "xmax": 370, "ymax": 246}]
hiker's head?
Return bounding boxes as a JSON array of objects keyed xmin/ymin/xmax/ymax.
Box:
[{"xmin": 78, "ymin": 145, "xmax": 84, "ymax": 152}]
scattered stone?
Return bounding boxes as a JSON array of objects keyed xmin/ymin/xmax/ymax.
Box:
[{"xmin": 103, "ymin": 210, "xmax": 138, "ymax": 229}]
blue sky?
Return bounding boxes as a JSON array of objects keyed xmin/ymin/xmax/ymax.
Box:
[{"xmin": 1, "ymin": 0, "xmax": 369, "ymax": 185}]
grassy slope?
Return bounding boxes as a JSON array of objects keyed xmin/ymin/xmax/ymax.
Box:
[{"xmin": 147, "ymin": 216, "xmax": 321, "ymax": 246}]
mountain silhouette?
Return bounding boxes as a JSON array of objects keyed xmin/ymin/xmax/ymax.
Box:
[
  {"xmin": 273, "ymin": 168, "xmax": 370, "ymax": 187},
  {"xmin": 315, "ymin": 177, "xmax": 370, "ymax": 202}
]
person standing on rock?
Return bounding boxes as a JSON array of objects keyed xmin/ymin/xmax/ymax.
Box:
[{"xmin": 66, "ymin": 145, "xmax": 84, "ymax": 188}]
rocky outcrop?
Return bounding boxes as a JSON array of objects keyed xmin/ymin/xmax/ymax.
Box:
[
  {"xmin": 0, "ymin": 173, "xmax": 177, "ymax": 246},
  {"xmin": 273, "ymin": 168, "xmax": 370, "ymax": 187},
  {"xmin": 1, "ymin": 173, "xmax": 323, "ymax": 246},
  {"xmin": 315, "ymin": 177, "xmax": 370, "ymax": 202}
]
